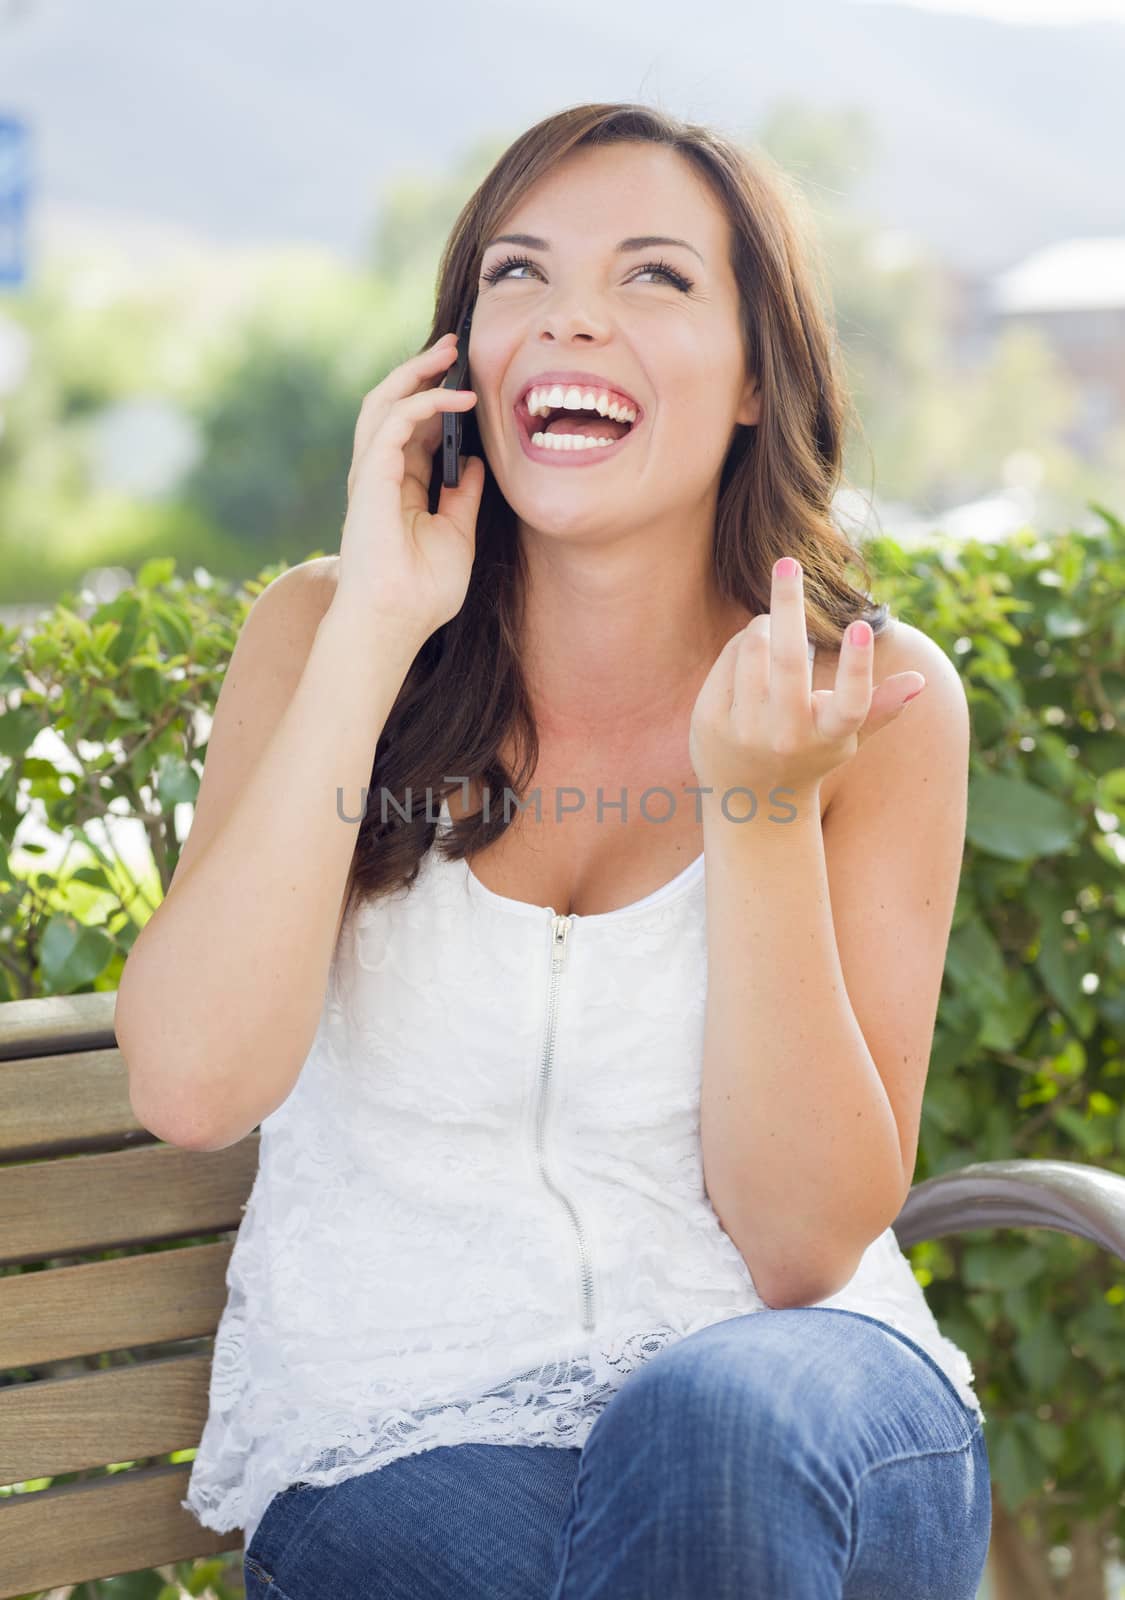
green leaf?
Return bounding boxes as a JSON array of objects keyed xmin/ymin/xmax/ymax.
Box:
[
  {"xmin": 966, "ymin": 770, "xmax": 1083, "ymax": 860},
  {"xmin": 148, "ymin": 598, "xmax": 194, "ymax": 657},
  {"xmin": 136, "ymin": 556, "xmax": 177, "ymax": 590},
  {"xmin": 918, "ymin": 1073, "xmax": 973, "ymax": 1134},
  {"xmin": 1034, "ymin": 923, "xmax": 1098, "ymax": 1037},
  {"xmin": 1012, "ymin": 1317, "xmax": 1072, "ymax": 1392},
  {"xmin": 944, "ymin": 919, "xmax": 1009, "ymax": 1013},
  {"xmin": 961, "ymin": 1243, "xmax": 1044, "ymax": 1292},
  {"xmin": 978, "ymin": 968, "xmax": 1041, "ymax": 1052},
  {"xmin": 38, "ymin": 915, "xmax": 115, "ymax": 992},
  {"xmin": 98, "ymin": 593, "xmax": 143, "ymax": 667},
  {"xmin": 185, "ymin": 1557, "xmax": 229, "ymax": 1594},
  {"xmin": 990, "ymin": 1418, "xmax": 1047, "ymax": 1511},
  {"xmin": 91, "ymin": 619, "xmax": 121, "ymax": 657},
  {"xmin": 1052, "ymin": 1105, "xmax": 1108, "ymax": 1155},
  {"xmin": 1075, "ymin": 1319, "xmax": 1125, "ymax": 1377},
  {"xmin": 1029, "ymin": 1418, "xmax": 1066, "ymax": 1465},
  {"xmin": 154, "ymin": 752, "xmax": 199, "ymax": 810},
  {"xmin": 964, "ymin": 1290, "xmax": 1004, "ymax": 1332},
  {"xmin": 1087, "ymin": 1412, "xmax": 1125, "ymax": 1482},
  {"xmin": 22, "ymin": 757, "xmax": 60, "ymax": 781},
  {"xmin": 132, "ymin": 663, "xmax": 168, "ymax": 713},
  {"xmin": 1095, "ymin": 767, "xmax": 1125, "ymax": 808},
  {"xmin": 84, "ymin": 1569, "xmax": 167, "ymax": 1597},
  {"xmin": 69, "ymin": 865, "xmax": 114, "ymax": 890},
  {"xmin": 0, "ymin": 706, "xmax": 41, "ymax": 759}
]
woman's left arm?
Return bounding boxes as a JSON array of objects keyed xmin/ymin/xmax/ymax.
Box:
[{"xmin": 690, "ymin": 566, "xmax": 970, "ymax": 1312}]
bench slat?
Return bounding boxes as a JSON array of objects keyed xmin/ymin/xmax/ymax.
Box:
[
  {"xmin": 0, "ymin": 1350, "xmax": 214, "ymax": 1483},
  {"xmin": 0, "ymin": 990, "xmax": 117, "ymax": 1061},
  {"xmin": 0, "ymin": 1138, "xmax": 259, "ymax": 1267},
  {"xmin": 0, "ymin": 1461, "xmax": 237, "ymax": 1599},
  {"xmin": 1, "ymin": 1044, "xmax": 153, "ymax": 1160},
  {"xmin": 0, "ymin": 1239, "xmax": 233, "ymax": 1368}
]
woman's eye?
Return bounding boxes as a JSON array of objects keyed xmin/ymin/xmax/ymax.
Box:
[
  {"xmin": 481, "ymin": 255, "xmax": 693, "ymax": 292},
  {"xmin": 486, "ymin": 259, "xmax": 534, "ymax": 282}
]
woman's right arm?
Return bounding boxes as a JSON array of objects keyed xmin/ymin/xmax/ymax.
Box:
[
  {"xmin": 117, "ymin": 330, "xmax": 483, "ymax": 1151},
  {"xmin": 115, "ymin": 564, "xmax": 426, "ymax": 1152}
]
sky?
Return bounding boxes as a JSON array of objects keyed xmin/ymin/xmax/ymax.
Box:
[{"xmin": 852, "ymin": 0, "xmax": 1123, "ymax": 20}]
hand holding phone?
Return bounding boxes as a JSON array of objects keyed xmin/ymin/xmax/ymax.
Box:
[{"xmin": 334, "ymin": 327, "xmax": 484, "ymax": 645}]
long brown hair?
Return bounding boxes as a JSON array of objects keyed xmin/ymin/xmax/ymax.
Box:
[{"xmin": 343, "ymin": 101, "xmax": 890, "ymax": 915}]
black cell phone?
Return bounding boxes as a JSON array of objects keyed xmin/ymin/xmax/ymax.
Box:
[{"xmin": 441, "ymin": 305, "xmax": 475, "ymax": 487}]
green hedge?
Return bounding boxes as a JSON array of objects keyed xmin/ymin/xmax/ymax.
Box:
[{"xmin": 1, "ymin": 507, "xmax": 1123, "ymax": 1560}]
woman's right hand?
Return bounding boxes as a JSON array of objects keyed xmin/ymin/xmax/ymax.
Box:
[{"xmin": 334, "ymin": 333, "xmax": 485, "ymax": 644}]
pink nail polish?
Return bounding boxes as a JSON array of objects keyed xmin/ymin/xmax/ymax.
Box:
[
  {"xmin": 849, "ymin": 621, "xmax": 872, "ymax": 647},
  {"xmin": 903, "ymin": 687, "xmax": 923, "ymax": 703},
  {"xmin": 776, "ymin": 557, "xmax": 799, "ymax": 579}
]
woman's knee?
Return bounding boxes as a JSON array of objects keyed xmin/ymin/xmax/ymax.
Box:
[
  {"xmin": 554, "ymin": 1317, "xmax": 861, "ymax": 1595},
  {"xmin": 580, "ymin": 1316, "xmax": 825, "ymax": 1499},
  {"xmin": 595, "ymin": 1312, "xmax": 869, "ymax": 1452},
  {"xmin": 585, "ymin": 1306, "xmax": 973, "ymax": 1500}
]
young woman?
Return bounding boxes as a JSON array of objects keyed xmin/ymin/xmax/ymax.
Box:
[{"xmin": 117, "ymin": 101, "xmax": 990, "ymax": 1599}]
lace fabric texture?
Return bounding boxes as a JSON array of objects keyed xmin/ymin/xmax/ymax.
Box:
[{"xmin": 182, "ymin": 641, "xmax": 983, "ymax": 1551}]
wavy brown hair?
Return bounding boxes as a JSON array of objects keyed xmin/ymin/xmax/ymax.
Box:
[{"xmin": 342, "ymin": 101, "xmax": 890, "ymax": 915}]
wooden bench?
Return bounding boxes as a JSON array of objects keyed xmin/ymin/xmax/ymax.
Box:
[{"xmin": 2, "ymin": 990, "xmax": 1124, "ymax": 1597}]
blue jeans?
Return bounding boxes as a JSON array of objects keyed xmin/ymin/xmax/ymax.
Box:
[{"xmin": 243, "ymin": 1307, "xmax": 991, "ymax": 1599}]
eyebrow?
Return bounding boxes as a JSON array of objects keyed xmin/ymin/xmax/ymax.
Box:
[{"xmin": 483, "ymin": 232, "xmax": 705, "ymax": 265}]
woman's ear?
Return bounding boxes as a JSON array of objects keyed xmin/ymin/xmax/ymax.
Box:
[{"xmin": 736, "ymin": 376, "xmax": 761, "ymax": 428}]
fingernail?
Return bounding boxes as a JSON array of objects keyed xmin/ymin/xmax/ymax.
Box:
[
  {"xmin": 848, "ymin": 621, "xmax": 873, "ymax": 647},
  {"xmin": 775, "ymin": 557, "xmax": 799, "ymax": 579}
]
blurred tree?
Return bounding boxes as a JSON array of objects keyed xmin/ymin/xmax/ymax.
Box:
[
  {"xmin": 368, "ymin": 133, "xmax": 512, "ymax": 285},
  {"xmin": 178, "ymin": 328, "xmax": 353, "ymax": 558},
  {"xmin": 756, "ymin": 96, "xmax": 880, "ymax": 199}
]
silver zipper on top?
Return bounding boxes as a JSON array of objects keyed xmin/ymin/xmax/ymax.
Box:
[{"xmin": 534, "ymin": 914, "xmax": 596, "ymax": 1332}]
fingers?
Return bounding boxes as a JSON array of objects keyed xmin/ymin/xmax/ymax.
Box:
[
  {"xmin": 768, "ymin": 557, "xmax": 815, "ymax": 720},
  {"xmin": 732, "ymin": 618, "xmax": 770, "ymax": 717},
  {"xmin": 434, "ymin": 451, "xmax": 487, "ymax": 541},
  {"xmin": 823, "ymin": 619, "xmax": 874, "ymax": 737},
  {"xmin": 348, "ymin": 385, "xmax": 476, "ymax": 499},
  {"xmin": 732, "ymin": 560, "xmax": 878, "ymax": 747},
  {"xmin": 351, "ymin": 337, "xmax": 465, "ymax": 469}
]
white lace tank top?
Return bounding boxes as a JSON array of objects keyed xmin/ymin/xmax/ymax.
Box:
[{"xmin": 182, "ymin": 638, "xmax": 983, "ymax": 1550}]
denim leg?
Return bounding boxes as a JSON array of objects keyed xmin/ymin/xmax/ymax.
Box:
[
  {"xmin": 549, "ymin": 1307, "xmax": 990, "ymax": 1600},
  {"xmin": 843, "ymin": 1420, "xmax": 991, "ymax": 1598},
  {"xmin": 244, "ymin": 1442, "xmax": 582, "ymax": 1600}
]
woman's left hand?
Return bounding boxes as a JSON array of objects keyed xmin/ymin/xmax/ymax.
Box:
[{"xmin": 688, "ymin": 557, "xmax": 927, "ymax": 803}]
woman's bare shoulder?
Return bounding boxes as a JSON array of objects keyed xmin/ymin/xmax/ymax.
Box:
[
  {"xmin": 814, "ymin": 617, "xmax": 944, "ymax": 670},
  {"xmin": 872, "ymin": 616, "xmax": 958, "ymax": 680},
  {"xmin": 256, "ymin": 555, "xmax": 340, "ymax": 626},
  {"xmin": 288, "ymin": 554, "xmax": 340, "ymax": 605}
]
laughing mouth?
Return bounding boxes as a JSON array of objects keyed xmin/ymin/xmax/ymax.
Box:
[
  {"xmin": 514, "ymin": 405, "xmax": 641, "ymax": 458},
  {"xmin": 514, "ymin": 387, "xmax": 642, "ymax": 455}
]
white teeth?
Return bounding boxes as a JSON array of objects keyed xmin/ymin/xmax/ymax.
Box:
[
  {"xmin": 524, "ymin": 384, "xmax": 638, "ymax": 424},
  {"xmin": 528, "ymin": 431, "xmax": 624, "ymax": 452}
]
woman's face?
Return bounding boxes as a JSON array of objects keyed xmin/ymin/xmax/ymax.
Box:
[{"xmin": 468, "ymin": 141, "xmax": 760, "ymax": 546}]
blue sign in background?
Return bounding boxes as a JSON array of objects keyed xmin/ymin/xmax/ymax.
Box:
[{"xmin": 0, "ymin": 115, "xmax": 30, "ymax": 288}]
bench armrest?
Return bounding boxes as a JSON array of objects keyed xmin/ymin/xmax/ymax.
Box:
[{"xmin": 892, "ymin": 1158, "xmax": 1125, "ymax": 1261}]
